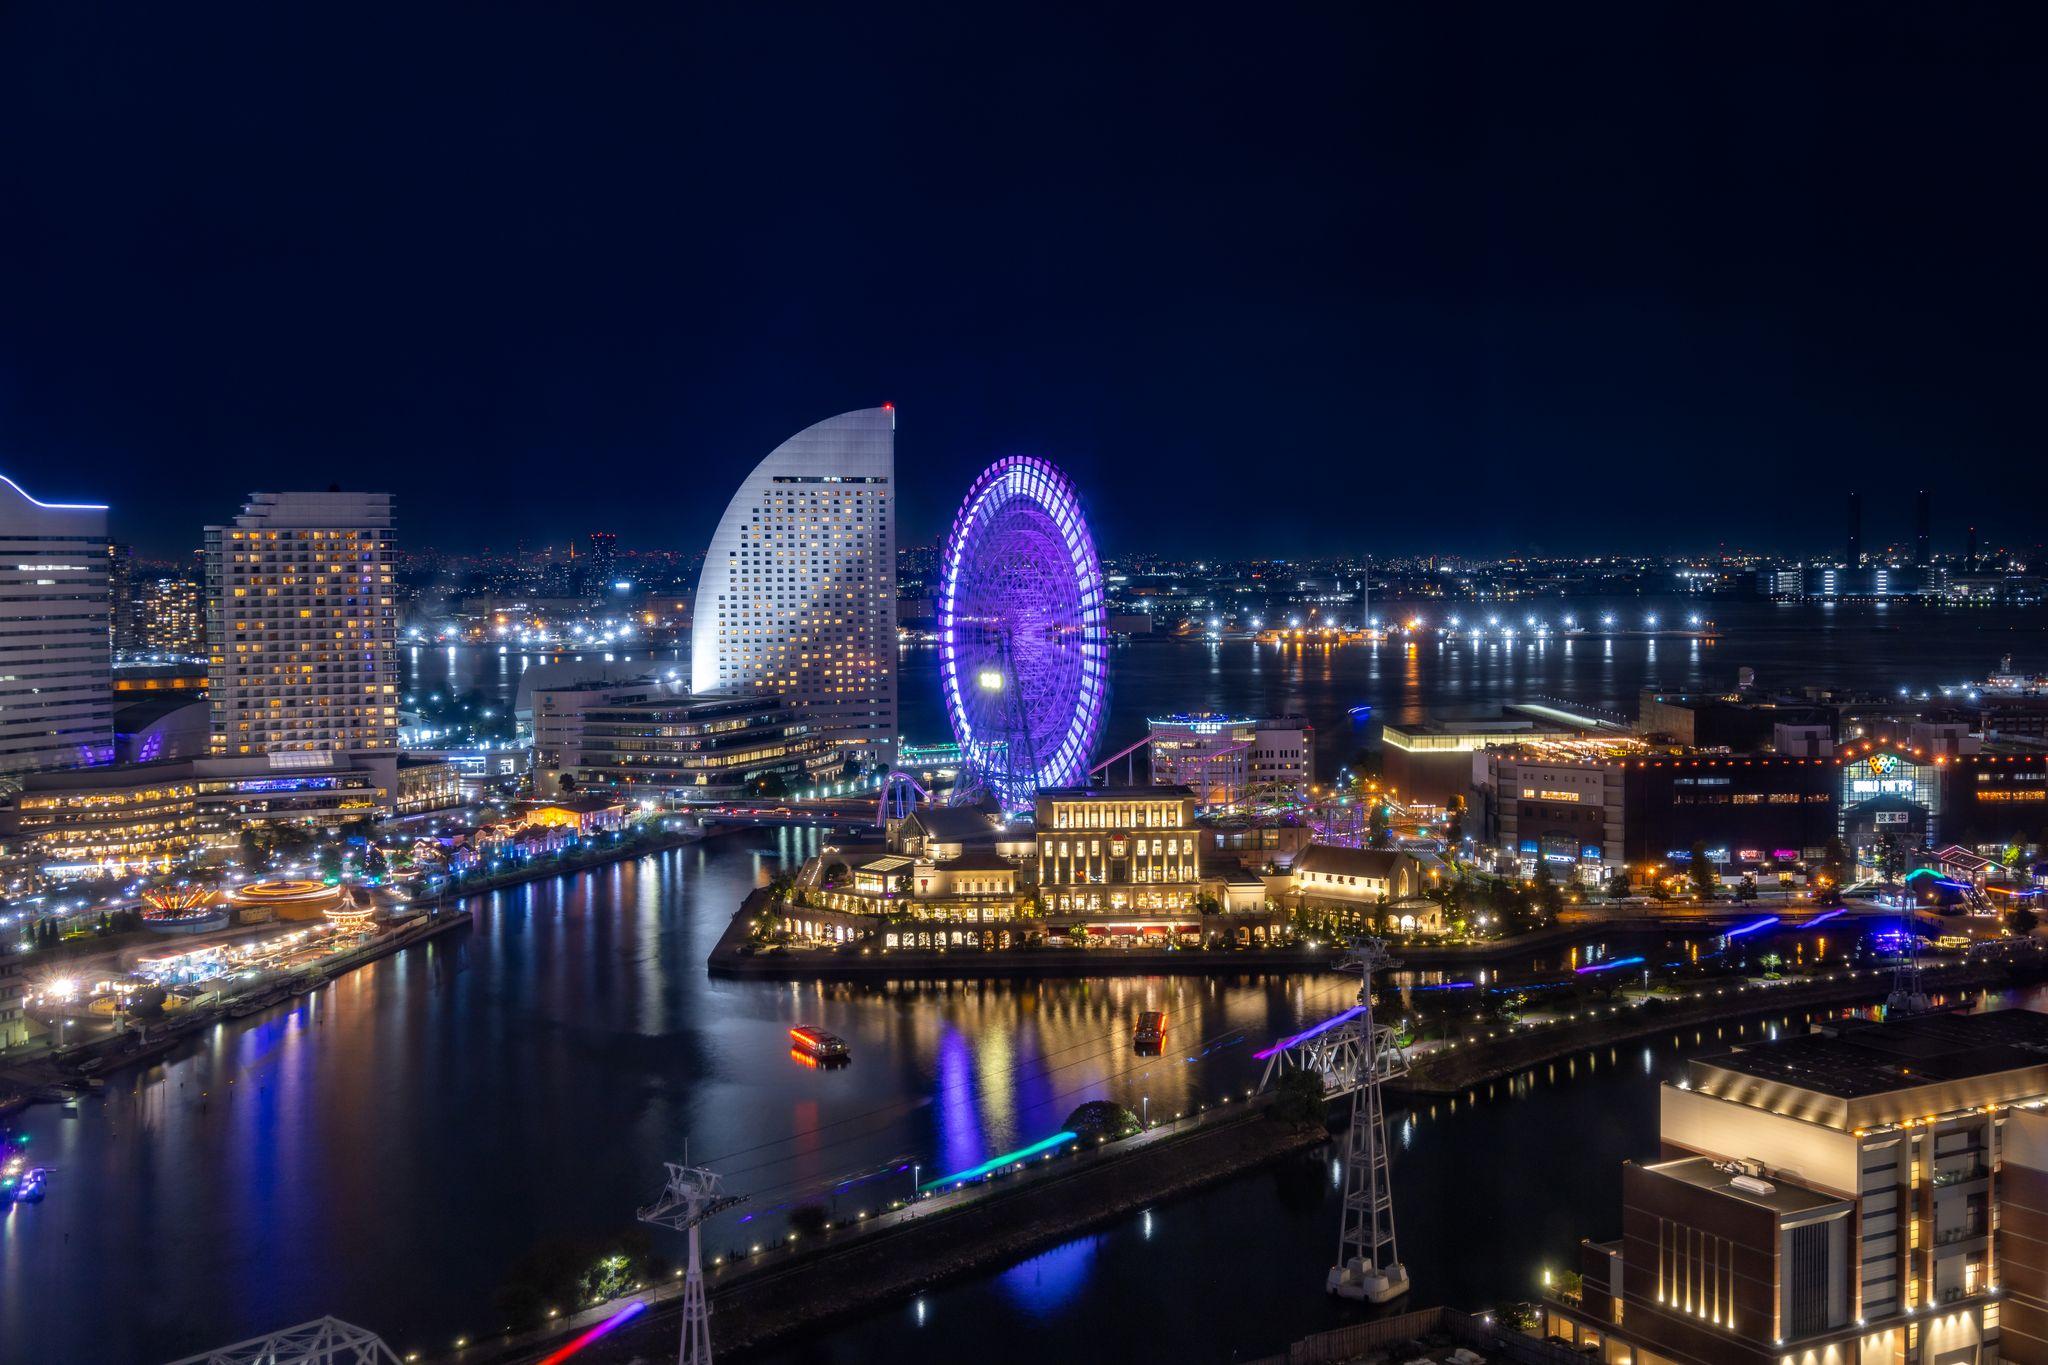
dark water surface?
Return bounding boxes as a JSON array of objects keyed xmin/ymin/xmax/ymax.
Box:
[{"xmin": 410, "ymin": 597, "xmax": 2048, "ymax": 776}]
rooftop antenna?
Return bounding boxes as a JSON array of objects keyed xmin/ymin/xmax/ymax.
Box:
[
  {"xmin": 1327, "ymin": 937, "xmax": 1410, "ymax": 1303},
  {"xmin": 638, "ymin": 1161, "xmax": 746, "ymax": 1365}
]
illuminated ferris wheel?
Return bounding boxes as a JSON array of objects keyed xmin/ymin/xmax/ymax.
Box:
[{"xmin": 938, "ymin": 456, "xmax": 1108, "ymax": 812}]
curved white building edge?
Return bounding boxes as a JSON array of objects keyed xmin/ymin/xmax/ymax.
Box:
[{"xmin": 690, "ymin": 407, "xmax": 897, "ymax": 766}]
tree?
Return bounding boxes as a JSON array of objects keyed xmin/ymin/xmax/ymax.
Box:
[
  {"xmin": 1270, "ymin": 1067, "xmax": 1328, "ymax": 1128},
  {"xmin": 1688, "ymin": 841, "xmax": 1717, "ymax": 900},
  {"xmin": 1817, "ymin": 836, "xmax": 1850, "ymax": 906},
  {"xmin": 1878, "ymin": 833, "xmax": 1907, "ymax": 884},
  {"xmin": 1367, "ymin": 802, "xmax": 1390, "ymax": 849},
  {"xmin": 1531, "ymin": 859, "xmax": 1564, "ymax": 922},
  {"xmin": 2010, "ymin": 905, "xmax": 2040, "ymax": 937},
  {"xmin": 1444, "ymin": 796, "xmax": 1466, "ymax": 848}
]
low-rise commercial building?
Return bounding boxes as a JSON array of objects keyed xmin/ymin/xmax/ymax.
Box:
[
  {"xmin": 775, "ymin": 786, "xmax": 1290, "ymax": 950},
  {"xmin": 1287, "ymin": 843, "xmax": 1444, "ymax": 933},
  {"xmin": 1147, "ymin": 713, "xmax": 1314, "ymax": 807},
  {"xmin": 1547, "ymin": 1008, "xmax": 2048, "ymax": 1365},
  {"xmin": 544, "ymin": 691, "xmax": 844, "ymax": 802},
  {"xmin": 1380, "ymin": 707, "xmax": 1601, "ymax": 807},
  {"xmin": 0, "ymin": 750, "xmax": 428, "ymax": 879}
]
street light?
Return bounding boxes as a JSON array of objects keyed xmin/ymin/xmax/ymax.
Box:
[{"xmin": 1142, "ymin": 1096, "xmax": 1149, "ymax": 1128}]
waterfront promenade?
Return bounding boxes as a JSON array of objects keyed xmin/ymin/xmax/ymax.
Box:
[{"xmin": 475, "ymin": 1102, "xmax": 1326, "ymax": 1364}]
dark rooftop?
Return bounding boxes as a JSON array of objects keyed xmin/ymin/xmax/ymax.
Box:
[
  {"xmin": 934, "ymin": 850, "xmax": 1014, "ymax": 873},
  {"xmin": 1644, "ymin": 1157, "xmax": 1850, "ymax": 1217},
  {"xmin": 1036, "ymin": 785, "xmax": 1196, "ymax": 801},
  {"xmin": 901, "ymin": 806, "xmax": 998, "ymax": 843},
  {"xmin": 113, "ymin": 693, "xmax": 208, "ymax": 729},
  {"xmin": 1697, "ymin": 1008, "xmax": 2048, "ymax": 1098}
]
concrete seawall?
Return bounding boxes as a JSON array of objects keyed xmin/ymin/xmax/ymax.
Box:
[
  {"xmin": 479, "ymin": 1108, "xmax": 1328, "ymax": 1363},
  {"xmin": 1400, "ymin": 953, "xmax": 2046, "ymax": 1094}
]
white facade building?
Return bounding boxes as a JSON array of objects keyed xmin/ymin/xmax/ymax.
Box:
[
  {"xmin": 0, "ymin": 474, "xmax": 112, "ymax": 777},
  {"xmin": 204, "ymin": 492, "xmax": 398, "ymax": 756},
  {"xmin": 691, "ymin": 408, "xmax": 897, "ymax": 766},
  {"xmin": 1148, "ymin": 713, "xmax": 1313, "ymax": 807}
]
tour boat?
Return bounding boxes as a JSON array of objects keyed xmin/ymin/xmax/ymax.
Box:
[
  {"xmin": 789, "ymin": 1026, "xmax": 850, "ymax": 1062},
  {"xmin": 1134, "ymin": 1010, "xmax": 1166, "ymax": 1053}
]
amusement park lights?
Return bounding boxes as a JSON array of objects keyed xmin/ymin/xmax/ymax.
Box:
[{"xmin": 937, "ymin": 456, "xmax": 1108, "ymax": 812}]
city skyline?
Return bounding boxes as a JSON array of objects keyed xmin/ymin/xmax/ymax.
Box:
[
  {"xmin": 6, "ymin": 9, "xmax": 2048, "ymax": 1365},
  {"xmin": 5, "ymin": 7, "xmax": 2044, "ymax": 558}
]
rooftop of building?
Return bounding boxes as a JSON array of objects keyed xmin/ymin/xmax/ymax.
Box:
[
  {"xmin": 1695, "ymin": 1009, "xmax": 2048, "ymax": 1100},
  {"xmin": 1293, "ymin": 844, "xmax": 1415, "ymax": 879},
  {"xmin": 1036, "ymin": 785, "xmax": 1197, "ymax": 801},
  {"xmin": 932, "ymin": 850, "xmax": 1014, "ymax": 873},
  {"xmin": 520, "ymin": 794, "xmax": 630, "ymax": 814},
  {"xmin": 1640, "ymin": 1156, "xmax": 1850, "ymax": 1217},
  {"xmin": 901, "ymin": 805, "xmax": 1000, "ymax": 843},
  {"xmin": 112, "ymin": 693, "xmax": 208, "ymax": 729}
]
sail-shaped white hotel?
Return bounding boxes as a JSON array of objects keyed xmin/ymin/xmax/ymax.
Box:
[{"xmin": 690, "ymin": 407, "xmax": 898, "ymax": 768}]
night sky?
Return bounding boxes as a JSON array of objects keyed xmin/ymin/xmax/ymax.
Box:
[{"xmin": 3, "ymin": 5, "xmax": 2041, "ymax": 559}]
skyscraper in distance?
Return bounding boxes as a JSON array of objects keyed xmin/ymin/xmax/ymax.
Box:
[
  {"xmin": 204, "ymin": 492, "xmax": 398, "ymax": 756},
  {"xmin": 0, "ymin": 473, "xmax": 112, "ymax": 775},
  {"xmin": 692, "ymin": 407, "xmax": 897, "ymax": 767}
]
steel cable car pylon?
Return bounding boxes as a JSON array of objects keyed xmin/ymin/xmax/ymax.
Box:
[
  {"xmin": 638, "ymin": 1163, "xmax": 745, "ymax": 1365},
  {"xmin": 1327, "ymin": 937, "xmax": 1410, "ymax": 1304}
]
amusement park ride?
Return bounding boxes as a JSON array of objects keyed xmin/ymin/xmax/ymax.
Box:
[{"xmin": 936, "ymin": 456, "xmax": 1109, "ymax": 813}]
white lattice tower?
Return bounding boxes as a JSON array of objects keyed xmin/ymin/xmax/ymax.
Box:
[
  {"xmin": 1330, "ymin": 937, "xmax": 1410, "ymax": 1301},
  {"xmin": 638, "ymin": 1163, "xmax": 745, "ymax": 1365}
]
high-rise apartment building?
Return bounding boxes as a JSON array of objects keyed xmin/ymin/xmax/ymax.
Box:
[
  {"xmin": 204, "ymin": 492, "xmax": 398, "ymax": 756},
  {"xmin": 0, "ymin": 473, "xmax": 113, "ymax": 776},
  {"xmin": 691, "ymin": 407, "xmax": 897, "ymax": 766},
  {"xmin": 107, "ymin": 542, "xmax": 140, "ymax": 652},
  {"xmin": 138, "ymin": 578, "xmax": 205, "ymax": 655}
]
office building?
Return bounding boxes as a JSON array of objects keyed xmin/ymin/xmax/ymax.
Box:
[
  {"xmin": 1147, "ymin": 713, "xmax": 1314, "ymax": 806},
  {"xmin": 544, "ymin": 691, "xmax": 843, "ymax": 802},
  {"xmin": 0, "ymin": 473, "xmax": 113, "ymax": 777},
  {"xmin": 204, "ymin": 492, "xmax": 398, "ymax": 756},
  {"xmin": 532, "ymin": 676, "xmax": 664, "ymax": 796},
  {"xmin": 138, "ymin": 577, "xmax": 204, "ymax": 655},
  {"xmin": 691, "ymin": 407, "xmax": 897, "ymax": 766},
  {"xmin": 1545, "ymin": 1007, "xmax": 2048, "ymax": 1365}
]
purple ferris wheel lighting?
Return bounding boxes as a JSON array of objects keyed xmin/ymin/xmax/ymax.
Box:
[{"xmin": 938, "ymin": 456, "xmax": 1109, "ymax": 812}]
